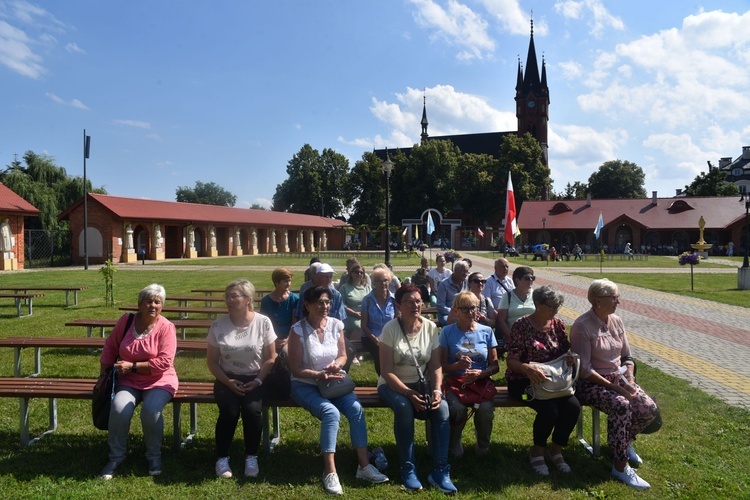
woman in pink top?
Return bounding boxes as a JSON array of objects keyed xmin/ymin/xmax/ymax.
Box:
[
  {"xmin": 570, "ymin": 279, "xmax": 658, "ymax": 490},
  {"xmin": 97, "ymin": 284, "xmax": 178, "ymax": 480}
]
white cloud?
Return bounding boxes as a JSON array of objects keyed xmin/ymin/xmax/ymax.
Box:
[
  {"xmin": 65, "ymin": 42, "xmax": 84, "ymax": 53},
  {"xmin": 253, "ymin": 198, "xmax": 273, "ymax": 209},
  {"xmin": 480, "ymin": 0, "xmax": 546, "ymax": 36},
  {"xmin": 409, "ymin": 0, "xmax": 495, "ymax": 60},
  {"xmin": 0, "ymin": 20, "xmax": 44, "ymax": 78},
  {"xmin": 558, "ymin": 60, "xmax": 583, "ymax": 79},
  {"xmin": 554, "ymin": 0, "xmax": 624, "ymax": 37},
  {"xmin": 45, "ymin": 91, "xmax": 89, "ymax": 110},
  {"xmin": 113, "ymin": 119, "xmax": 151, "ymax": 129}
]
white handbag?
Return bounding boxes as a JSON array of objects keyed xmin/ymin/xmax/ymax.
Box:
[{"xmin": 528, "ymin": 353, "xmax": 580, "ymax": 400}]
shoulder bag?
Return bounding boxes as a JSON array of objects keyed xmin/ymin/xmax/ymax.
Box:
[
  {"xmin": 527, "ymin": 352, "xmax": 580, "ymax": 400},
  {"xmin": 303, "ymin": 320, "xmax": 355, "ymax": 399},
  {"xmin": 92, "ymin": 313, "xmax": 134, "ymax": 430},
  {"xmin": 397, "ymin": 318, "xmax": 433, "ymax": 408}
]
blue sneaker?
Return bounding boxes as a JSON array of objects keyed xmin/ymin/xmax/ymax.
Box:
[
  {"xmin": 400, "ymin": 462, "xmax": 422, "ymax": 491},
  {"xmin": 428, "ymin": 465, "xmax": 457, "ymax": 494}
]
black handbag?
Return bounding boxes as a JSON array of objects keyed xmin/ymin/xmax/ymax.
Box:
[{"xmin": 92, "ymin": 314, "xmax": 134, "ymax": 430}]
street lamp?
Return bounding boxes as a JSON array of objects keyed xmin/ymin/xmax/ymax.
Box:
[
  {"xmin": 382, "ymin": 150, "xmax": 394, "ymax": 268},
  {"xmin": 740, "ymin": 193, "xmax": 750, "ymax": 268},
  {"xmin": 542, "ymin": 217, "xmax": 548, "ymax": 266}
]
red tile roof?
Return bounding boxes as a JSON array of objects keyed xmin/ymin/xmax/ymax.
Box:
[
  {"xmin": 59, "ymin": 193, "xmax": 348, "ymax": 229},
  {"xmin": 518, "ymin": 197, "xmax": 744, "ymax": 231},
  {"xmin": 0, "ymin": 182, "xmax": 40, "ymax": 215}
]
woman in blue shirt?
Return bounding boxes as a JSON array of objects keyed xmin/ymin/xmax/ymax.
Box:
[{"xmin": 360, "ymin": 267, "xmax": 397, "ymax": 375}]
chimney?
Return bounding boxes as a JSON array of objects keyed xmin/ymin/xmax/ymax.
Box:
[
  {"xmin": 719, "ymin": 157, "xmax": 732, "ymax": 168},
  {"xmin": 676, "ymin": 188, "xmax": 682, "ymax": 196},
  {"xmin": 586, "ymin": 193, "xmax": 591, "ymax": 206},
  {"xmin": 652, "ymin": 191, "xmax": 657, "ymax": 205},
  {"xmin": 743, "ymin": 146, "xmax": 750, "ymax": 160}
]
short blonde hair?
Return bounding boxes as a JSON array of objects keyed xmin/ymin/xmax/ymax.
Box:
[
  {"xmin": 225, "ymin": 279, "xmax": 255, "ymax": 311},
  {"xmin": 371, "ymin": 267, "xmax": 392, "ymax": 283},
  {"xmin": 452, "ymin": 290, "xmax": 478, "ymax": 310},
  {"xmin": 587, "ymin": 279, "xmax": 618, "ymax": 305}
]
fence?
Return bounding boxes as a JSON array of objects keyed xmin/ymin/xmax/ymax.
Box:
[{"xmin": 24, "ymin": 229, "xmax": 70, "ymax": 268}]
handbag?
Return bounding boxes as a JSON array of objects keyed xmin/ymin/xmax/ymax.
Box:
[
  {"xmin": 443, "ymin": 376, "xmax": 497, "ymax": 406},
  {"xmin": 303, "ymin": 320, "xmax": 355, "ymax": 399},
  {"xmin": 527, "ymin": 353, "xmax": 580, "ymax": 400},
  {"xmin": 92, "ymin": 313, "xmax": 134, "ymax": 430}
]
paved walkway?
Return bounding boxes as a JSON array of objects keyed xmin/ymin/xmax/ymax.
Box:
[{"xmin": 465, "ymin": 253, "xmax": 750, "ymax": 410}]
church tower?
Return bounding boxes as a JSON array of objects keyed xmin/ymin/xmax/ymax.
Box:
[
  {"xmin": 515, "ymin": 19, "xmax": 549, "ymax": 165},
  {"xmin": 420, "ymin": 95, "xmax": 429, "ymax": 144}
]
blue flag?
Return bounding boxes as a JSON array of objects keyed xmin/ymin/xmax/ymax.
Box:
[
  {"xmin": 594, "ymin": 211, "xmax": 604, "ymax": 239},
  {"xmin": 426, "ymin": 212, "xmax": 435, "ymax": 235}
]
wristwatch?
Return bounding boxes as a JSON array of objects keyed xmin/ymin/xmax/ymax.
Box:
[{"xmin": 131, "ymin": 363, "xmax": 137, "ymax": 373}]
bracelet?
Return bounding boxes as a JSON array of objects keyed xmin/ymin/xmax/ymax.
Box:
[
  {"xmin": 432, "ymin": 389, "xmax": 443, "ymax": 396},
  {"xmin": 404, "ymin": 389, "xmax": 413, "ymax": 397},
  {"xmin": 255, "ymin": 378, "xmax": 263, "ymax": 386}
]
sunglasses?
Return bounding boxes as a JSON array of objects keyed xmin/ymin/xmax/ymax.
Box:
[
  {"xmin": 523, "ymin": 275, "xmax": 536, "ymax": 282},
  {"xmin": 470, "ymin": 279, "xmax": 487, "ymax": 285}
]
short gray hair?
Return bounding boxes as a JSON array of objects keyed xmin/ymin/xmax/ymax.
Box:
[
  {"xmin": 587, "ymin": 279, "xmax": 618, "ymax": 305},
  {"xmin": 532, "ymin": 285, "xmax": 564, "ymax": 308},
  {"xmin": 453, "ymin": 260, "xmax": 469, "ymax": 273},
  {"xmin": 138, "ymin": 283, "xmax": 166, "ymax": 305}
]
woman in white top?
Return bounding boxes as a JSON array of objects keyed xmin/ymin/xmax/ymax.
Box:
[
  {"xmin": 207, "ymin": 279, "xmax": 277, "ymax": 479},
  {"xmin": 496, "ymin": 266, "xmax": 536, "ymax": 346},
  {"xmin": 427, "ymin": 254, "xmax": 452, "ymax": 297},
  {"xmin": 288, "ymin": 286, "xmax": 389, "ymax": 495}
]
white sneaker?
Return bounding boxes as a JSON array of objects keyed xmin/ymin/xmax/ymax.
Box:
[
  {"xmin": 98, "ymin": 461, "xmax": 119, "ymax": 480},
  {"xmin": 356, "ymin": 463, "xmax": 389, "ymax": 483},
  {"xmin": 244, "ymin": 455, "xmax": 259, "ymax": 477},
  {"xmin": 611, "ymin": 464, "xmax": 651, "ymax": 490},
  {"xmin": 322, "ymin": 472, "xmax": 344, "ymax": 495},
  {"xmin": 215, "ymin": 457, "xmax": 232, "ymax": 478},
  {"xmin": 626, "ymin": 443, "xmax": 643, "ymax": 465}
]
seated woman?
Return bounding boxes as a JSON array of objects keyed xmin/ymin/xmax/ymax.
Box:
[
  {"xmin": 208, "ymin": 279, "xmax": 277, "ymax": 479},
  {"xmin": 505, "ymin": 285, "xmax": 580, "ymax": 476},
  {"xmin": 439, "ymin": 291, "xmax": 498, "ymax": 458},
  {"xmin": 260, "ymin": 267, "xmax": 299, "ymax": 355},
  {"xmin": 571, "ymin": 279, "xmax": 658, "ymax": 490},
  {"xmin": 411, "ymin": 258, "xmax": 431, "ymax": 302},
  {"xmin": 360, "ymin": 267, "xmax": 397, "ymax": 376},
  {"xmin": 446, "ymin": 271, "xmax": 495, "ymax": 327},
  {"xmin": 97, "ymin": 283, "xmax": 178, "ymax": 480},
  {"xmin": 496, "ymin": 266, "xmax": 536, "ymax": 348},
  {"xmin": 288, "ymin": 286, "xmax": 388, "ymax": 495},
  {"xmin": 377, "ymin": 284, "xmax": 457, "ymax": 493},
  {"xmin": 339, "ymin": 263, "xmax": 371, "ymax": 370}
]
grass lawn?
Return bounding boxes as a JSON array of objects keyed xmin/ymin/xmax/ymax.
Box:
[
  {"xmin": 0, "ymin": 263, "xmax": 748, "ymax": 498},
  {"xmin": 472, "ymin": 252, "xmax": 738, "ymax": 269}
]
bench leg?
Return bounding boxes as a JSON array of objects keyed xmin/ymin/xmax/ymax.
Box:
[
  {"xmin": 577, "ymin": 406, "xmax": 601, "ymax": 457},
  {"xmin": 19, "ymin": 396, "xmax": 58, "ymax": 446},
  {"xmin": 172, "ymin": 401, "xmax": 199, "ymax": 451},
  {"xmin": 262, "ymin": 407, "xmax": 282, "ymax": 454}
]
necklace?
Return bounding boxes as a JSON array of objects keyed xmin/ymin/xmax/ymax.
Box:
[{"xmin": 133, "ymin": 321, "xmax": 155, "ymax": 339}]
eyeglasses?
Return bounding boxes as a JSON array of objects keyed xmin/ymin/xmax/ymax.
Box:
[
  {"xmin": 225, "ymin": 293, "xmax": 246, "ymax": 300},
  {"xmin": 523, "ymin": 275, "xmax": 536, "ymax": 282},
  {"xmin": 598, "ymin": 294, "xmax": 620, "ymax": 301},
  {"xmin": 316, "ymin": 300, "xmax": 332, "ymax": 307},
  {"xmin": 458, "ymin": 306, "xmax": 477, "ymax": 313}
]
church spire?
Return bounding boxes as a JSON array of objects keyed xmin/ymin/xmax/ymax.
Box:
[
  {"xmin": 420, "ymin": 93, "xmax": 429, "ymax": 144},
  {"xmin": 521, "ymin": 19, "xmax": 541, "ymax": 94}
]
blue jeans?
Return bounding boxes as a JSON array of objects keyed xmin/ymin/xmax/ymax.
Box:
[
  {"xmin": 108, "ymin": 385, "xmax": 172, "ymax": 462},
  {"xmin": 291, "ymin": 380, "xmax": 368, "ymax": 453},
  {"xmin": 377, "ymin": 383, "xmax": 449, "ymax": 468}
]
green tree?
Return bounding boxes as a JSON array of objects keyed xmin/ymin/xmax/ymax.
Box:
[
  {"xmin": 249, "ymin": 203, "xmax": 269, "ymax": 210},
  {"xmin": 454, "ymin": 153, "xmax": 502, "ymax": 225},
  {"xmin": 344, "ymin": 151, "xmax": 386, "ymax": 227},
  {"xmin": 552, "ymin": 181, "xmax": 588, "ymax": 200},
  {"xmin": 176, "ymin": 181, "xmax": 237, "ymax": 206},
  {"xmin": 683, "ymin": 164, "xmax": 738, "ymax": 197},
  {"xmin": 588, "ymin": 160, "xmax": 647, "ymax": 199},
  {"xmin": 498, "ymin": 133, "xmax": 551, "ymax": 210},
  {"xmin": 0, "ymin": 151, "xmax": 105, "ymax": 232},
  {"xmin": 272, "ymin": 144, "xmax": 349, "ymax": 218},
  {"xmin": 389, "ymin": 140, "xmax": 461, "ymax": 226}
]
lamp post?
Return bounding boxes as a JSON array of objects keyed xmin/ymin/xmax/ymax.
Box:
[
  {"xmin": 382, "ymin": 150, "xmax": 394, "ymax": 268},
  {"xmin": 741, "ymin": 194, "xmax": 750, "ymax": 268},
  {"xmin": 542, "ymin": 217, "xmax": 548, "ymax": 265}
]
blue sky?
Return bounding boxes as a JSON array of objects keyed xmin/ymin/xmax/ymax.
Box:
[{"xmin": 2, "ymin": 0, "xmax": 749, "ymax": 210}]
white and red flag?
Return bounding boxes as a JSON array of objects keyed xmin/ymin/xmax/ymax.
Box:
[{"xmin": 504, "ymin": 172, "xmax": 521, "ymax": 245}]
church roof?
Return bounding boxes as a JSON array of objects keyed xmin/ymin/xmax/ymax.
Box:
[
  {"xmin": 58, "ymin": 193, "xmax": 348, "ymax": 229},
  {"xmin": 0, "ymin": 182, "xmax": 40, "ymax": 215},
  {"xmin": 518, "ymin": 197, "xmax": 744, "ymax": 231}
]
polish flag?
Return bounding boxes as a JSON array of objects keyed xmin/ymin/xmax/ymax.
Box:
[
  {"xmin": 477, "ymin": 228, "xmax": 484, "ymax": 238},
  {"xmin": 504, "ymin": 172, "xmax": 520, "ymax": 245}
]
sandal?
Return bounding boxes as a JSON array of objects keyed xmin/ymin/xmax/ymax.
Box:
[
  {"xmin": 550, "ymin": 453, "xmax": 572, "ymax": 473},
  {"xmin": 529, "ymin": 455, "xmax": 549, "ymax": 476}
]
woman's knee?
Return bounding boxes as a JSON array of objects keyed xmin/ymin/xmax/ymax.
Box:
[{"xmin": 319, "ymin": 402, "xmax": 341, "ymax": 424}]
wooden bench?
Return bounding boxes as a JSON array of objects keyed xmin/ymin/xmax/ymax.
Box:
[
  {"xmin": 0, "ymin": 337, "xmax": 207, "ymax": 377},
  {"xmin": 192, "ymin": 288, "xmax": 278, "ymax": 297},
  {"xmin": 65, "ymin": 318, "xmax": 214, "ymax": 339},
  {"xmin": 119, "ymin": 305, "xmax": 226, "ymax": 319},
  {"xmin": 0, "ymin": 286, "xmax": 88, "ymax": 307},
  {"xmin": 165, "ymin": 295, "xmax": 260, "ymax": 307},
  {"xmin": 0, "ymin": 293, "xmax": 45, "ymax": 317},
  {"xmin": 0, "ymin": 378, "xmax": 600, "ymax": 456}
]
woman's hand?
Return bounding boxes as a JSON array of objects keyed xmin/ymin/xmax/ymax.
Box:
[
  {"xmin": 275, "ymin": 337, "xmax": 288, "ymax": 350},
  {"xmin": 242, "ymin": 378, "xmax": 263, "ymax": 392},
  {"xmin": 429, "ymin": 390, "xmax": 443, "ymax": 410},
  {"xmin": 226, "ymin": 378, "xmax": 246, "ymax": 396},
  {"xmin": 113, "ymin": 360, "xmax": 135, "ymax": 375},
  {"xmin": 455, "ymin": 354, "xmax": 472, "ymax": 371},
  {"xmin": 405, "ymin": 389, "xmax": 430, "ymax": 411},
  {"xmin": 318, "ymin": 370, "xmax": 345, "ymax": 381},
  {"xmin": 322, "ymin": 362, "xmax": 342, "ymax": 374},
  {"xmin": 522, "ymin": 364, "xmax": 550, "ymax": 384},
  {"xmin": 461, "ymin": 368, "xmax": 483, "ymax": 384},
  {"xmin": 565, "ymin": 353, "xmax": 577, "ymax": 365}
]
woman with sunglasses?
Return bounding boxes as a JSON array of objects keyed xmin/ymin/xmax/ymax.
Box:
[
  {"xmin": 496, "ymin": 266, "xmax": 537, "ymax": 347},
  {"xmin": 288, "ymin": 286, "xmax": 389, "ymax": 495},
  {"xmin": 439, "ymin": 291, "xmax": 498, "ymax": 458},
  {"xmin": 570, "ymin": 279, "xmax": 657, "ymax": 490},
  {"xmin": 506, "ymin": 285, "xmax": 580, "ymax": 476},
  {"xmin": 447, "ymin": 272, "xmax": 496, "ymax": 327}
]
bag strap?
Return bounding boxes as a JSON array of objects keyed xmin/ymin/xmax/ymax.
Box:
[
  {"xmin": 301, "ymin": 319, "xmax": 315, "ymax": 371},
  {"xmin": 397, "ymin": 318, "xmax": 427, "ymax": 383},
  {"xmin": 113, "ymin": 313, "xmax": 135, "ymax": 362}
]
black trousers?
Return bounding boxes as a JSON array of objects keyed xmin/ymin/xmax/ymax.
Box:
[
  {"xmin": 213, "ymin": 374, "xmax": 265, "ymax": 457},
  {"xmin": 508, "ymin": 378, "xmax": 581, "ymax": 448}
]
